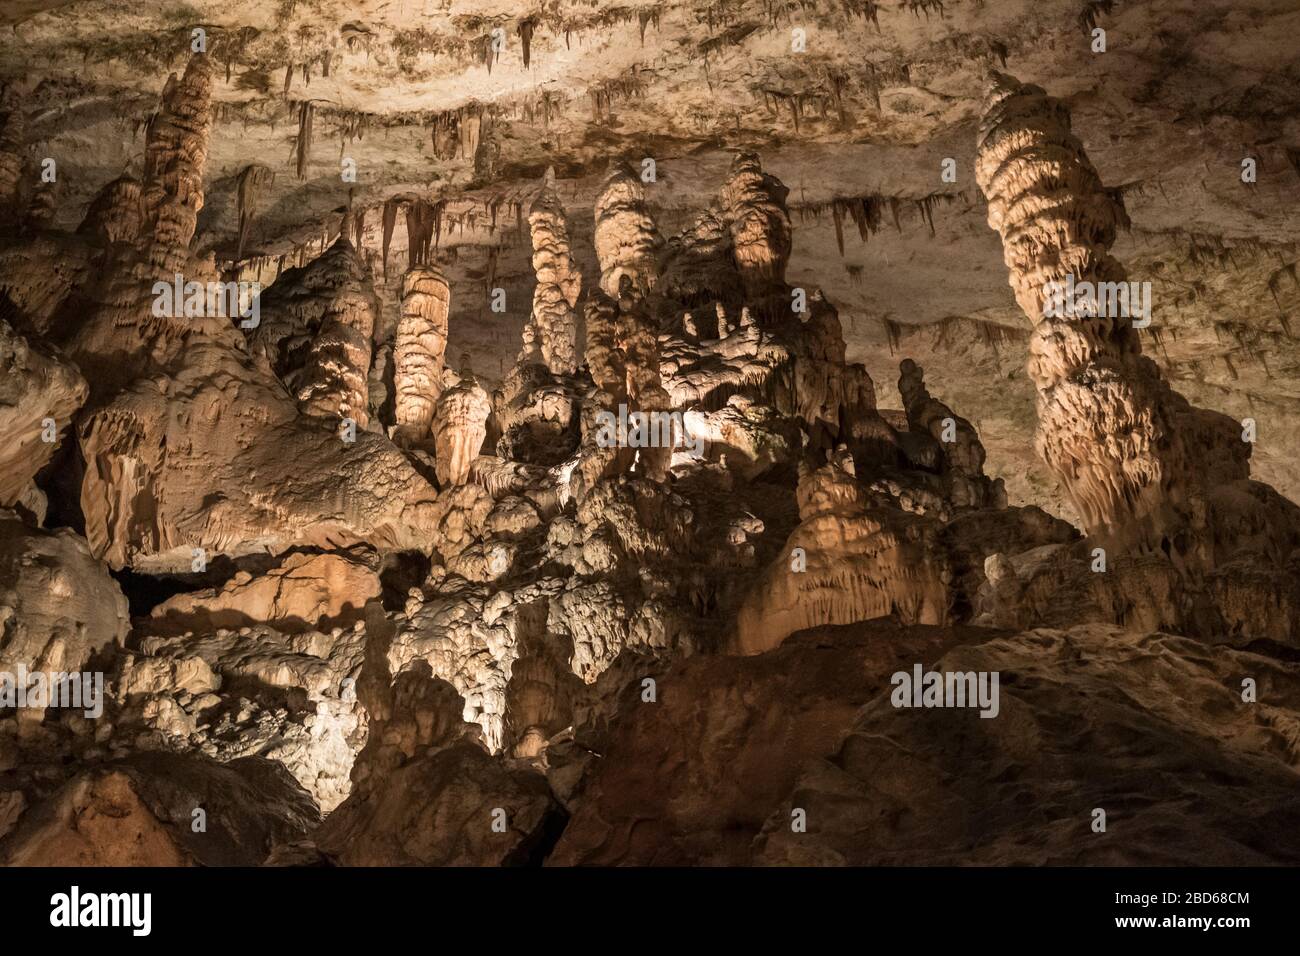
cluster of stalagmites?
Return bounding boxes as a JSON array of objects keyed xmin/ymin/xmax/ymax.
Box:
[{"xmin": 1, "ymin": 53, "xmax": 1299, "ymax": 865}]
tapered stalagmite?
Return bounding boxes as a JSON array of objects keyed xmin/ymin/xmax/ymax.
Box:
[
  {"xmin": 65, "ymin": 53, "xmax": 222, "ymax": 394},
  {"xmin": 253, "ymin": 234, "xmax": 379, "ymax": 428},
  {"xmin": 593, "ymin": 163, "xmax": 660, "ymax": 299},
  {"xmin": 718, "ymin": 152, "xmax": 792, "ymax": 293},
  {"xmin": 393, "ymin": 267, "xmax": 451, "ymax": 442},
  {"xmin": 614, "ymin": 277, "xmax": 672, "ymax": 481},
  {"xmin": 974, "ymin": 72, "xmax": 1244, "ymax": 550},
  {"xmin": 141, "ymin": 53, "xmax": 214, "ymax": 277},
  {"xmin": 520, "ymin": 168, "xmax": 580, "ymax": 375},
  {"xmin": 432, "ymin": 358, "xmax": 491, "ymax": 487}
]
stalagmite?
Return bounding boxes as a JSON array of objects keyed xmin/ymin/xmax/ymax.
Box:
[
  {"xmin": 65, "ymin": 53, "xmax": 222, "ymax": 395},
  {"xmin": 432, "ymin": 357, "xmax": 491, "ymax": 487},
  {"xmin": 733, "ymin": 449, "xmax": 951, "ymax": 655},
  {"xmin": 6, "ymin": 9, "xmax": 1300, "ymax": 872},
  {"xmin": 519, "ymin": 168, "xmax": 580, "ymax": 375},
  {"xmin": 975, "ymin": 72, "xmax": 1250, "ymax": 555},
  {"xmin": 141, "ymin": 53, "xmax": 214, "ymax": 277},
  {"xmin": 392, "ymin": 267, "xmax": 451, "ymax": 443},
  {"xmin": 593, "ymin": 162, "xmax": 661, "ymax": 299},
  {"xmin": 718, "ymin": 151, "xmax": 793, "ymax": 294},
  {"xmin": 253, "ymin": 233, "xmax": 379, "ymax": 428}
]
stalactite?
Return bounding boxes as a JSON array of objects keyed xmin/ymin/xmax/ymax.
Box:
[
  {"xmin": 518, "ymin": 17, "xmax": 536, "ymax": 69},
  {"xmin": 296, "ymin": 101, "xmax": 314, "ymax": 179},
  {"xmin": 406, "ymin": 198, "xmax": 436, "ymax": 267},
  {"xmin": 382, "ymin": 196, "xmax": 400, "ymax": 276},
  {"xmin": 352, "ymin": 205, "xmax": 366, "ymax": 251},
  {"xmin": 235, "ymin": 164, "xmax": 275, "ymax": 260}
]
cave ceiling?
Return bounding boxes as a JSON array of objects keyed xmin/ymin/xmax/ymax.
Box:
[{"xmin": 3, "ymin": 0, "xmax": 1300, "ymax": 520}]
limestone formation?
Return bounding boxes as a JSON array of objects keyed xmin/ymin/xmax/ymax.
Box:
[
  {"xmin": 253, "ymin": 235, "xmax": 379, "ymax": 428},
  {"xmin": 975, "ymin": 73, "xmax": 1245, "ymax": 555},
  {"xmin": 432, "ymin": 360, "xmax": 491, "ymax": 487},
  {"xmin": 2, "ymin": 9, "xmax": 1300, "ymax": 874},
  {"xmin": 732, "ymin": 450, "xmax": 951, "ymax": 655},
  {"xmin": 65, "ymin": 53, "xmax": 225, "ymax": 397},
  {"xmin": 593, "ymin": 164, "xmax": 660, "ymax": 299},
  {"xmin": 392, "ymin": 267, "xmax": 450, "ymax": 443},
  {"xmin": 0, "ymin": 752, "xmax": 317, "ymax": 866},
  {"xmin": 0, "ymin": 319, "xmax": 87, "ymax": 513},
  {"xmin": 718, "ymin": 152, "xmax": 793, "ymax": 294},
  {"xmin": 78, "ymin": 341, "xmax": 439, "ymax": 571},
  {"xmin": 0, "ymin": 513, "xmax": 130, "ymax": 723},
  {"xmin": 521, "ymin": 169, "xmax": 581, "ymax": 376}
]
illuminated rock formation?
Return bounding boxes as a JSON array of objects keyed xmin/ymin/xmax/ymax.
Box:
[
  {"xmin": 392, "ymin": 267, "xmax": 451, "ymax": 443},
  {"xmin": 593, "ymin": 163, "xmax": 660, "ymax": 299},
  {"xmin": 733, "ymin": 449, "xmax": 952, "ymax": 655},
  {"xmin": 432, "ymin": 360, "xmax": 491, "ymax": 487},
  {"xmin": 718, "ymin": 152, "xmax": 793, "ymax": 294},
  {"xmin": 520, "ymin": 168, "xmax": 580, "ymax": 376},
  {"xmin": 975, "ymin": 72, "xmax": 1247, "ymax": 555},
  {"xmin": 314, "ymin": 666, "xmax": 559, "ymax": 866},
  {"xmin": 66, "ymin": 53, "xmax": 225, "ymax": 396},
  {"xmin": 0, "ymin": 512, "xmax": 129, "ymax": 724},
  {"xmin": 253, "ymin": 235, "xmax": 378, "ymax": 428},
  {"xmin": 78, "ymin": 341, "xmax": 439, "ymax": 571},
  {"xmin": 0, "ymin": 319, "xmax": 87, "ymax": 515}
]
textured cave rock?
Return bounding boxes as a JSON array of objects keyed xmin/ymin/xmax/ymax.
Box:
[
  {"xmin": 432, "ymin": 360, "xmax": 492, "ymax": 488},
  {"xmin": 753, "ymin": 623, "xmax": 1300, "ymax": 866},
  {"xmin": 0, "ymin": 752, "xmax": 317, "ymax": 866},
  {"xmin": 973, "ymin": 72, "xmax": 1300, "ymax": 644},
  {"xmin": 732, "ymin": 450, "xmax": 951, "ymax": 655},
  {"xmin": 593, "ymin": 163, "xmax": 660, "ymax": 300},
  {"xmin": 63, "ymin": 53, "xmax": 226, "ymax": 399},
  {"xmin": 520, "ymin": 168, "xmax": 581, "ymax": 377},
  {"xmin": 2, "ymin": 1, "xmax": 1300, "ymax": 870},
  {"xmin": 974, "ymin": 72, "xmax": 1289, "ymax": 563},
  {"xmin": 252, "ymin": 232, "xmax": 380, "ymax": 428},
  {"xmin": 0, "ymin": 512, "xmax": 129, "ymax": 725},
  {"xmin": 392, "ymin": 267, "xmax": 450, "ymax": 444},
  {"xmin": 78, "ymin": 340, "xmax": 440, "ymax": 571},
  {"xmin": 0, "ymin": 318, "xmax": 86, "ymax": 517},
  {"xmin": 314, "ymin": 658, "xmax": 560, "ymax": 866}
]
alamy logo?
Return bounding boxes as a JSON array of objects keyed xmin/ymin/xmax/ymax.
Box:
[
  {"xmin": 152, "ymin": 274, "xmax": 261, "ymax": 329},
  {"xmin": 50, "ymin": 886, "xmax": 151, "ymax": 936},
  {"xmin": 0, "ymin": 666, "xmax": 103, "ymax": 719},
  {"xmin": 890, "ymin": 664, "xmax": 1000, "ymax": 718},
  {"xmin": 594, "ymin": 403, "xmax": 705, "ymax": 459},
  {"xmin": 1041, "ymin": 273, "xmax": 1151, "ymax": 328}
]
